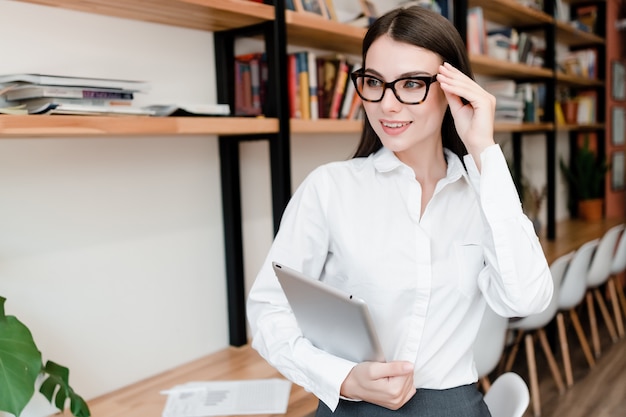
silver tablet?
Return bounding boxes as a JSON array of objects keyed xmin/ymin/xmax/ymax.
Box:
[{"xmin": 272, "ymin": 262, "xmax": 385, "ymax": 363}]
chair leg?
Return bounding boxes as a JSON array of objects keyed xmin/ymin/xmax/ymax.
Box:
[
  {"xmin": 608, "ymin": 277, "xmax": 625, "ymax": 338},
  {"xmin": 479, "ymin": 376, "xmax": 491, "ymax": 392},
  {"xmin": 587, "ymin": 291, "xmax": 601, "ymax": 357},
  {"xmin": 537, "ymin": 328, "xmax": 565, "ymax": 394},
  {"xmin": 570, "ymin": 309, "xmax": 596, "ymax": 370},
  {"xmin": 556, "ymin": 312, "xmax": 573, "ymax": 388},
  {"xmin": 504, "ymin": 330, "xmax": 524, "ymax": 372},
  {"xmin": 525, "ymin": 334, "xmax": 541, "ymax": 417},
  {"xmin": 593, "ymin": 287, "xmax": 618, "ymax": 343},
  {"xmin": 616, "ymin": 275, "xmax": 626, "ymax": 319}
]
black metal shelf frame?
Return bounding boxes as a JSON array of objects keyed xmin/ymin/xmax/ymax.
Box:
[{"xmin": 214, "ymin": 0, "xmax": 291, "ymax": 346}]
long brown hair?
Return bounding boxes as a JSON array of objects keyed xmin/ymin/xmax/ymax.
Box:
[{"xmin": 352, "ymin": 6, "xmax": 472, "ymax": 162}]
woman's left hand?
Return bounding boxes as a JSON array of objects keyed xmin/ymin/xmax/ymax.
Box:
[{"xmin": 437, "ymin": 62, "xmax": 496, "ymax": 162}]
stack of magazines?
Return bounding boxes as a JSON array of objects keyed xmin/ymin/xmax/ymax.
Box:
[
  {"xmin": 0, "ymin": 73, "xmax": 154, "ymax": 115},
  {"xmin": 0, "ymin": 73, "xmax": 231, "ymax": 116}
]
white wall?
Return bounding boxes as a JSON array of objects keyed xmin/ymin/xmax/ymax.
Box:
[{"xmin": 0, "ymin": 0, "xmax": 360, "ymax": 407}]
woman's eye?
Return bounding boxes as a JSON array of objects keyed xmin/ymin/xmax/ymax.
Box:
[
  {"xmin": 402, "ymin": 79, "xmax": 426, "ymax": 89},
  {"xmin": 365, "ymin": 77, "xmax": 383, "ymax": 88}
]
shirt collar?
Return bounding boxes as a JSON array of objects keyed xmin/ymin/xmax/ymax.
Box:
[{"xmin": 372, "ymin": 146, "xmax": 468, "ymax": 184}]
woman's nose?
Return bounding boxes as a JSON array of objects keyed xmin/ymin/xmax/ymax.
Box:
[{"xmin": 380, "ymin": 88, "xmax": 402, "ymax": 112}]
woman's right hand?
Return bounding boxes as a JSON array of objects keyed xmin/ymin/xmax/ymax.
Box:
[{"xmin": 339, "ymin": 361, "xmax": 416, "ymax": 410}]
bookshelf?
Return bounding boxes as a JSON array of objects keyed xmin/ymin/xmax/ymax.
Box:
[
  {"xmin": 2, "ymin": 0, "xmax": 612, "ymax": 348},
  {"xmin": 457, "ymin": 0, "xmax": 609, "ymax": 240},
  {"xmin": 555, "ymin": 0, "xmax": 607, "ymax": 218}
]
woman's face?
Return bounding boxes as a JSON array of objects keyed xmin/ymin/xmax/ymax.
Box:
[{"xmin": 361, "ymin": 35, "xmax": 449, "ymax": 156}]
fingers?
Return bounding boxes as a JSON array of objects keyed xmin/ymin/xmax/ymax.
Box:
[
  {"xmin": 340, "ymin": 361, "xmax": 416, "ymax": 410},
  {"xmin": 436, "ymin": 62, "xmax": 496, "ymax": 155},
  {"xmin": 437, "ymin": 63, "xmax": 494, "ymax": 109}
]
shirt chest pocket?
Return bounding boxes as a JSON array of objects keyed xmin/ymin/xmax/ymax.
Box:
[{"xmin": 453, "ymin": 242, "xmax": 484, "ymax": 298}]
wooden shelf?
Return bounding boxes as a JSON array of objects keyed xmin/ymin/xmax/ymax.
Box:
[
  {"xmin": 495, "ymin": 122, "xmax": 554, "ymax": 133},
  {"xmin": 556, "ymin": 122, "xmax": 605, "ymax": 131},
  {"xmin": 556, "ymin": 21, "xmax": 605, "ymax": 46},
  {"xmin": 470, "ymin": 0, "xmax": 553, "ymax": 27},
  {"xmin": 470, "ymin": 54, "xmax": 553, "ymax": 79},
  {"xmin": 15, "ymin": 0, "xmax": 275, "ymax": 32},
  {"xmin": 556, "ymin": 73, "xmax": 605, "ymax": 87},
  {"xmin": 291, "ymin": 119, "xmax": 362, "ymax": 134},
  {"xmin": 286, "ymin": 10, "xmax": 365, "ymax": 55},
  {"xmin": 0, "ymin": 115, "xmax": 279, "ymax": 137}
]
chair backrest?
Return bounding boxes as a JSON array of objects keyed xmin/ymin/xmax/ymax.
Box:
[
  {"xmin": 610, "ymin": 224, "xmax": 626, "ymax": 275},
  {"xmin": 473, "ymin": 304, "xmax": 509, "ymax": 378},
  {"xmin": 508, "ymin": 250, "xmax": 573, "ymax": 330},
  {"xmin": 587, "ymin": 224, "xmax": 624, "ymax": 287},
  {"xmin": 558, "ymin": 239, "xmax": 599, "ymax": 310},
  {"xmin": 483, "ymin": 372, "xmax": 529, "ymax": 417}
]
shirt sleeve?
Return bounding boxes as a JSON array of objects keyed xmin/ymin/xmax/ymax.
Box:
[
  {"xmin": 246, "ymin": 166, "xmax": 356, "ymax": 411},
  {"xmin": 463, "ymin": 144, "xmax": 554, "ymax": 317}
]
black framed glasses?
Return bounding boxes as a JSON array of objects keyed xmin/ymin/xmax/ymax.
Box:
[{"xmin": 350, "ymin": 70, "xmax": 438, "ymax": 105}]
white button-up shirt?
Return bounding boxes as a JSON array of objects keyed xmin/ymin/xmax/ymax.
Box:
[{"xmin": 247, "ymin": 144, "xmax": 552, "ymax": 411}]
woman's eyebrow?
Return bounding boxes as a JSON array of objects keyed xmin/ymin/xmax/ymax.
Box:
[{"xmin": 363, "ymin": 68, "xmax": 434, "ymax": 78}]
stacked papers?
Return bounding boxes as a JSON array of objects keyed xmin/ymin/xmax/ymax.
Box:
[{"xmin": 161, "ymin": 378, "xmax": 291, "ymax": 417}]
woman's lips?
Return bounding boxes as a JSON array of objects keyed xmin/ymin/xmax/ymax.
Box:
[{"xmin": 381, "ymin": 120, "xmax": 412, "ymax": 135}]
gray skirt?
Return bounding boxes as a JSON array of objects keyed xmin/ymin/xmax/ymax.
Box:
[{"xmin": 315, "ymin": 384, "xmax": 491, "ymax": 417}]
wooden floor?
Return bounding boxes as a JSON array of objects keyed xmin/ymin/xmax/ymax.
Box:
[{"xmin": 505, "ymin": 309, "xmax": 626, "ymax": 417}]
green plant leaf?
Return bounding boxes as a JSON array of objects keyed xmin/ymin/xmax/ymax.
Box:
[
  {"xmin": 0, "ymin": 296, "xmax": 43, "ymax": 417},
  {"xmin": 39, "ymin": 361, "xmax": 90, "ymax": 417}
]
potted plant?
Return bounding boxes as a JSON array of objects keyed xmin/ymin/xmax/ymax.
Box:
[
  {"xmin": 0, "ymin": 296, "xmax": 90, "ymax": 417},
  {"xmin": 559, "ymin": 135, "xmax": 610, "ymax": 221}
]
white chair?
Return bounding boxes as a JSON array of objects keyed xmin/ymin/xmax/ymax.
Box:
[
  {"xmin": 505, "ymin": 251, "xmax": 568, "ymax": 417},
  {"xmin": 609, "ymin": 224, "xmax": 626, "ymax": 330},
  {"xmin": 556, "ymin": 240, "xmax": 598, "ymax": 387},
  {"xmin": 586, "ymin": 224, "xmax": 624, "ymax": 355},
  {"xmin": 483, "ymin": 372, "xmax": 530, "ymax": 417},
  {"xmin": 473, "ymin": 304, "xmax": 509, "ymax": 391}
]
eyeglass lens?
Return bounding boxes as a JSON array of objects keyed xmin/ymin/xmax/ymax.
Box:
[{"xmin": 352, "ymin": 74, "xmax": 435, "ymax": 104}]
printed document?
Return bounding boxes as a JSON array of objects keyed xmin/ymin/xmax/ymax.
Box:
[{"xmin": 161, "ymin": 378, "xmax": 291, "ymax": 416}]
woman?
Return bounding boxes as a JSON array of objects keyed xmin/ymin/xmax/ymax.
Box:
[{"xmin": 247, "ymin": 5, "xmax": 552, "ymax": 417}]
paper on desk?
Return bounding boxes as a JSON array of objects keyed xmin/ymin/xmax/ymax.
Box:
[{"xmin": 161, "ymin": 378, "xmax": 292, "ymax": 416}]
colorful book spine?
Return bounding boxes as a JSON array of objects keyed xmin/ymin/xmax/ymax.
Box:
[
  {"xmin": 329, "ymin": 59, "xmax": 349, "ymax": 119},
  {"xmin": 307, "ymin": 51, "xmax": 319, "ymax": 120},
  {"xmin": 297, "ymin": 51, "xmax": 310, "ymax": 120}
]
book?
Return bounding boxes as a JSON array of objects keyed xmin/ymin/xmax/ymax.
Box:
[
  {"xmin": 323, "ymin": 0, "xmax": 338, "ymax": 21},
  {"xmin": 0, "ymin": 73, "xmax": 149, "ymax": 91},
  {"xmin": 339, "ymin": 62, "xmax": 358, "ymax": 119},
  {"xmin": 466, "ymin": 7, "xmax": 487, "ymax": 55},
  {"xmin": 28, "ymin": 102, "xmax": 156, "ymax": 116},
  {"xmin": 328, "ymin": 59, "xmax": 349, "ymax": 119},
  {"xmin": 320, "ymin": 54, "xmax": 343, "ymax": 118},
  {"xmin": 576, "ymin": 90, "xmax": 597, "ymax": 124},
  {"xmin": 346, "ymin": 92, "xmax": 363, "ymax": 120},
  {"xmin": 574, "ymin": 4, "xmax": 598, "ymax": 34},
  {"xmin": 307, "ymin": 51, "xmax": 319, "ymax": 120},
  {"xmin": 16, "ymin": 97, "xmax": 133, "ymax": 111},
  {"xmin": 0, "ymin": 105, "xmax": 28, "ymax": 115},
  {"xmin": 297, "ymin": 51, "xmax": 310, "ymax": 119},
  {"xmin": 288, "ymin": 53, "xmax": 300, "ymax": 118},
  {"xmin": 143, "ymin": 103, "xmax": 230, "ymax": 117},
  {"xmin": 234, "ymin": 53, "xmax": 267, "ymax": 116},
  {"xmin": 483, "ymin": 79, "xmax": 517, "ymax": 97},
  {"xmin": 3, "ymin": 84, "xmax": 135, "ymax": 101},
  {"xmin": 296, "ymin": 0, "xmax": 328, "ymax": 18}
]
